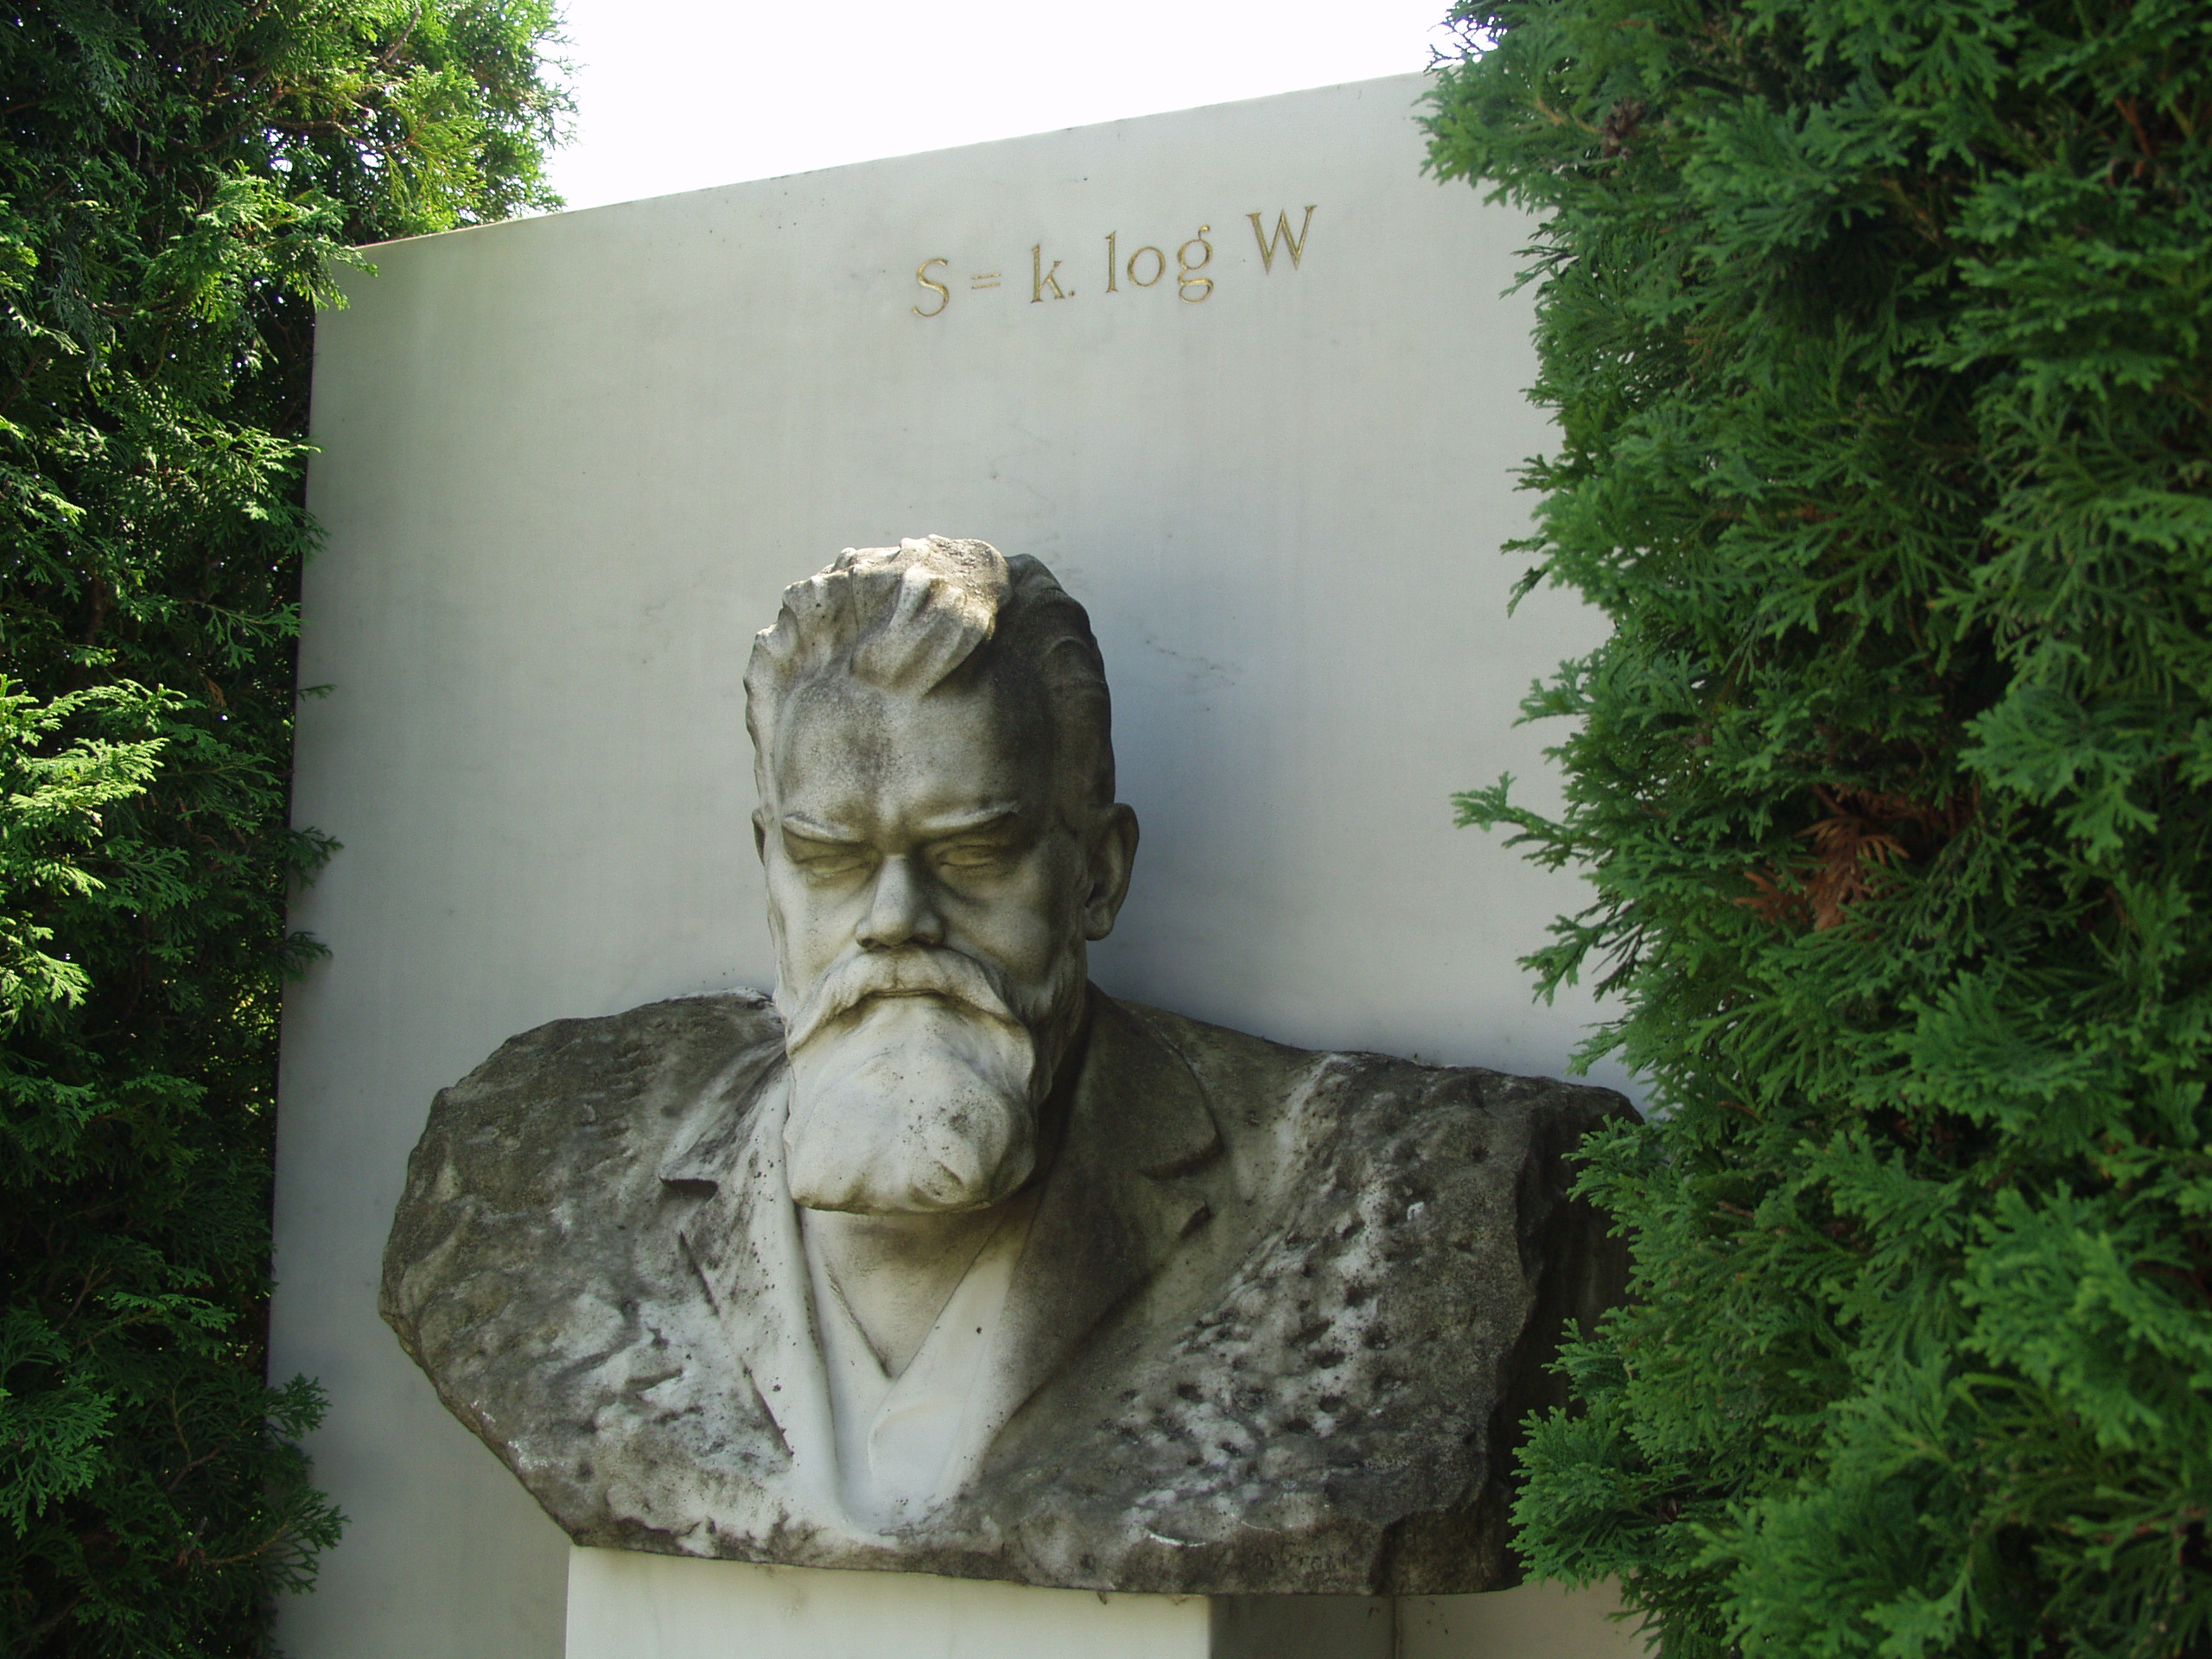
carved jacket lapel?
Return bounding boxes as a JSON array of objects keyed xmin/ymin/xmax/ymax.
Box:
[
  {"xmin": 661, "ymin": 1062, "xmax": 842, "ymax": 1516},
  {"xmin": 989, "ymin": 990, "xmax": 1223, "ymax": 1428}
]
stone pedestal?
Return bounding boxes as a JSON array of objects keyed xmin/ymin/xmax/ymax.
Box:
[
  {"xmin": 565, "ymin": 1550, "xmax": 1221, "ymax": 1659},
  {"xmin": 565, "ymin": 1549, "xmax": 1638, "ymax": 1659}
]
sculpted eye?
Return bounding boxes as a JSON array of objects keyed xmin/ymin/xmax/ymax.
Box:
[
  {"xmin": 785, "ymin": 836, "xmax": 873, "ymax": 877},
  {"xmin": 934, "ymin": 842, "xmax": 1005, "ymax": 871}
]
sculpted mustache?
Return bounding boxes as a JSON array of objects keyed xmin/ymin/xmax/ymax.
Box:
[{"xmin": 781, "ymin": 948, "xmax": 1020, "ymax": 1052}]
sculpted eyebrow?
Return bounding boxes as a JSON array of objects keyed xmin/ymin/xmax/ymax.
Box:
[
  {"xmin": 915, "ymin": 804, "xmax": 1024, "ymax": 837},
  {"xmin": 779, "ymin": 805, "xmax": 1021, "ymax": 842},
  {"xmin": 779, "ymin": 815, "xmax": 865, "ymax": 842}
]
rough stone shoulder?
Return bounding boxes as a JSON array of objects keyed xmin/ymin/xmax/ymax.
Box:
[
  {"xmin": 436, "ymin": 990, "xmax": 783, "ymax": 1111},
  {"xmin": 1113, "ymin": 995, "xmax": 1315, "ymax": 1070},
  {"xmin": 1115, "ymin": 995, "xmax": 1632, "ymax": 1136},
  {"xmin": 380, "ymin": 989, "xmax": 783, "ymax": 1335},
  {"xmin": 983, "ymin": 1004, "xmax": 1621, "ymax": 1592}
]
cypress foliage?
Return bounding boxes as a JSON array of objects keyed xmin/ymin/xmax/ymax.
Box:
[
  {"xmin": 1426, "ymin": 3, "xmax": 2211, "ymax": 1655},
  {"xmin": 0, "ymin": 6, "xmax": 565, "ymax": 1654}
]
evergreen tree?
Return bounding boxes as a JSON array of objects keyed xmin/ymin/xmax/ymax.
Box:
[
  {"xmin": 0, "ymin": 5, "xmax": 566, "ymax": 1653},
  {"xmin": 1427, "ymin": 3, "xmax": 2211, "ymax": 1655}
]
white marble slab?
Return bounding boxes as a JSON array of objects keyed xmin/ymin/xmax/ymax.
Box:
[{"xmin": 276, "ymin": 71, "xmax": 1627, "ymax": 1659}]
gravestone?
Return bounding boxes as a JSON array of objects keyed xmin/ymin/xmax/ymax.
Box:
[{"xmin": 274, "ymin": 72, "xmax": 1640, "ymax": 1659}]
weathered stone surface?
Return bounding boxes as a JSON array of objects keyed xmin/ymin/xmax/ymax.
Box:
[
  {"xmin": 383, "ymin": 536, "xmax": 1631, "ymax": 1594},
  {"xmin": 382, "ymin": 988, "xmax": 1630, "ymax": 1594}
]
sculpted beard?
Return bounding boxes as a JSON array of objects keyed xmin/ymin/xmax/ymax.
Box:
[{"xmin": 777, "ymin": 945, "xmax": 1085, "ymax": 1214}]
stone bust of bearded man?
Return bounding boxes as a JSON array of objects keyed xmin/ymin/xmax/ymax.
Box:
[{"xmin": 380, "ymin": 535, "xmax": 1630, "ymax": 1595}]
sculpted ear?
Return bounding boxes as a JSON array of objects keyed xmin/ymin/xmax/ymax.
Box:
[{"xmin": 1082, "ymin": 804, "xmax": 1139, "ymax": 941}]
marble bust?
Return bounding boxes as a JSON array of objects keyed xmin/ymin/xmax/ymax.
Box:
[{"xmin": 381, "ymin": 537, "xmax": 1630, "ymax": 1593}]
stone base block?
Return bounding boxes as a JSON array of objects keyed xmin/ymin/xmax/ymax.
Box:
[
  {"xmin": 565, "ymin": 1549, "xmax": 1217, "ymax": 1659},
  {"xmin": 565, "ymin": 1548, "xmax": 1639, "ymax": 1659}
]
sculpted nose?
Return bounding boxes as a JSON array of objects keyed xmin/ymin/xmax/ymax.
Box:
[{"xmin": 857, "ymin": 855, "xmax": 944, "ymax": 951}]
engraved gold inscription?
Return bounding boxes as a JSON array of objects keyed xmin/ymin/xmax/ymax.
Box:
[
  {"xmin": 912, "ymin": 257, "xmax": 950, "ymax": 318},
  {"xmin": 1031, "ymin": 245, "xmax": 1071, "ymax": 302},
  {"xmin": 1178, "ymin": 226, "xmax": 1213, "ymax": 302},
  {"xmin": 912, "ymin": 206, "xmax": 1313, "ymax": 316},
  {"xmin": 1248, "ymin": 206, "xmax": 1317, "ymax": 272}
]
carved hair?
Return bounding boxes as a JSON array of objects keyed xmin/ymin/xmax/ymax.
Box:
[{"xmin": 745, "ymin": 536, "xmax": 1115, "ymax": 815}]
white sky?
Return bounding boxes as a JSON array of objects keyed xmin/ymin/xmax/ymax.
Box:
[{"xmin": 543, "ymin": 1, "xmax": 1461, "ymax": 212}]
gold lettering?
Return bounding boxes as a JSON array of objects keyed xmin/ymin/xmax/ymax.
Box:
[
  {"xmin": 1105, "ymin": 232, "xmax": 1119, "ymax": 295},
  {"xmin": 1125, "ymin": 245, "xmax": 1165, "ymax": 287},
  {"xmin": 1248, "ymin": 206, "xmax": 1317, "ymax": 273},
  {"xmin": 1177, "ymin": 225, "xmax": 1213, "ymax": 302},
  {"xmin": 970, "ymin": 271, "xmax": 1001, "ymax": 289},
  {"xmin": 912, "ymin": 257, "xmax": 950, "ymax": 318},
  {"xmin": 1031, "ymin": 245, "xmax": 1071, "ymax": 302}
]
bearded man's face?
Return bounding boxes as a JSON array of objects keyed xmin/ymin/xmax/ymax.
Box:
[{"xmin": 757, "ymin": 668, "xmax": 1122, "ymax": 1215}]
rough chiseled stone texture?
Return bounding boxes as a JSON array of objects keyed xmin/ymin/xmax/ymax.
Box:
[{"xmin": 382, "ymin": 990, "xmax": 1630, "ymax": 1594}]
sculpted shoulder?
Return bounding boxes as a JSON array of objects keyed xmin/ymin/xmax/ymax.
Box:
[
  {"xmin": 969, "ymin": 995, "xmax": 1634, "ymax": 1592},
  {"xmin": 383, "ymin": 992, "xmax": 783, "ymax": 1233},
  {"xmin": 1109, "ymin": 993, "xmax": 1631, "ymax": 1148},
  {"xmin": 378, "ymin": 993, "xmax": 789, "ymax": 1529}
]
